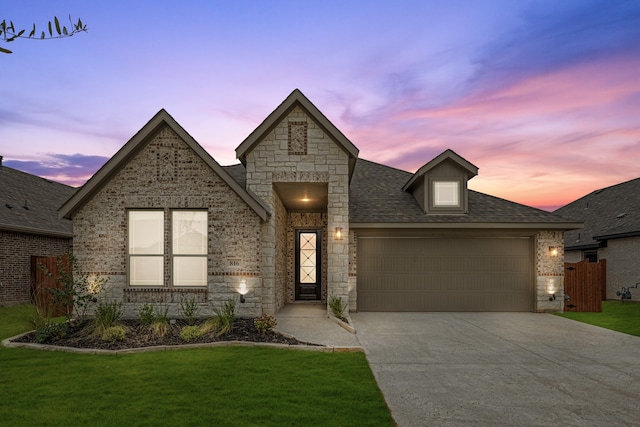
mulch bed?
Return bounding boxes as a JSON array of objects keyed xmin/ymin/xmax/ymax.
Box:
[{"xmin": 12, "ymin": 318, "xmax": 318, "ymax": 351}]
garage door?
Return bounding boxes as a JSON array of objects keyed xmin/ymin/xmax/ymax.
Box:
[{"xmin": 357, "ymin": 237, "xmax": 533, "ymax": 311}]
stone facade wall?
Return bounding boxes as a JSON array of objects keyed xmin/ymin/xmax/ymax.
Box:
[
  {"xmin": 0, "ymin": 231, "xmax": 72, "ymax": 305},
  {"xmin": 72, "ymin": 125, "xmax": 263, "ymax": 318},
  {"xmin": 244, "ymin": 106, "xmax": 350, "ymax": 313},
  {"xmin": 274, "ymin": 194, "xmax": 288, "ymax": 310},
  {"xmin": 535, "ymin": 230, "xmax": 565, "ymax": 312},
  {"xmin": 287, "ymin": 212, "xmax": 328, "ymax": 303},
  {"xmin": 348, "ymin": 230, "xmax": 357, "ymax": 312},
  {"xmin": 599, "ymin": 236, "xmax": 640, "ymax": 301}
]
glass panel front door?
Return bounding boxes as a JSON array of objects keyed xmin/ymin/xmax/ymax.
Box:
[{"xmin": 295, "ymin": 230, "xmax": 321, "ymax": 300}]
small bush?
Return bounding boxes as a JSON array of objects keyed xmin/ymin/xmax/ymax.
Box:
[
  {"xmin": 210, "ymin": 298, "xmax": 237, "ymax": 336},
  {"xmin": 180, "ymin": 298, "xmax": 200, "ymax": 326},
  {"xmin": 180, "ymin": 325, "xmax": 203, "ymax": 342},
  {"xmin": 150, "ymin": 306, "xmax": 170, "ymax": 337},
  {"xmin": 329, "ymin": 296, "xmax": 348, "ymax": 319},
  {"xmin": 102, "ymin": 325, "xmax": 126, "ymax": 342},
  {"xmin": 35, "ymin": 322, "xmax": 68, "ymax": 344},
  {"xmin": 92, "ymin": 302, "xmax": 123, "ymax": 336},
  {"xmin": 138, "ymin": 304, "xmax": 156, "ymax": 326},
  {"xmin": 254, "ymin": 314, "xmax": 277, "ymax": 334},
  {"xmin": 26, "ymin": 288, "xmax": 55, "ymax": 331}
]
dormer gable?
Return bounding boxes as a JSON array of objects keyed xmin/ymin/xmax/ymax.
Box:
[{"xmin": 402, "ymin": 149, "xmax": 478, "ymax": 214}]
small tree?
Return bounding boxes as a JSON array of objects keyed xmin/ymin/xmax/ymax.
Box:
[
  {"xmin": 0, "ymin": 15, "xmax": 87, "ymax": 54},
  {"xmin": 39, "ymin": 252, "xmax": 108, "ymax": 322}
]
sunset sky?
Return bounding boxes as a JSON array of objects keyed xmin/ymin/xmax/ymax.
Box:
[{"xmin": 1, "ymin": 0, "xmax": 639, "ymax": 211}]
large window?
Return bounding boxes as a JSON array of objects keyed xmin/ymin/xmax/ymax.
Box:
[
  {"xmin": 128, "ymin": 210, "xmax": 208, "ymax": 287},
  {"xmin": 172, "ymin": 211, "xmax": 207, "ymax": 287},
  {"xmin": 434, "ymin": 181, "xmax": 460, "ymax": 207},
  {"xmin": 129, "ymin": 211, "xmax": 164, "ymax": 286}
]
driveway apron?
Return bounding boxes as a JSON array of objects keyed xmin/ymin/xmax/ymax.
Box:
[{"xmin": 352, "ymin": 312, "xmax": 640, "ymax": 427}]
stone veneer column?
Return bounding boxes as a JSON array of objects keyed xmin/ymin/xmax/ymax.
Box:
[{"xmin": 535, "ymin": 230, "xmax": 565, "ymax": 312}]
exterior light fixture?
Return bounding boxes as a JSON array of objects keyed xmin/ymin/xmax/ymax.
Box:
[
  {"xmin": 239, "ymin": 280, "xmax": 248, "ymax": 303},
  {"xmin": 334, "ymin": 227, "xmax": 344, "ymax": 240},
  {"xmin": 549, "ymin": 246, "xmax": 558, "ymax": 257}
]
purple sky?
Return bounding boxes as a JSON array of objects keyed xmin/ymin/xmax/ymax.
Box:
[{"xmin": 1, "ymin": 0, "xmax": 639, "ymax": 211}]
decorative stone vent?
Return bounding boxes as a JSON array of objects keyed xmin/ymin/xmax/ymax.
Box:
[{"xmin": 288, "ymin": 121, "xmax": 308, "ymax": 155}]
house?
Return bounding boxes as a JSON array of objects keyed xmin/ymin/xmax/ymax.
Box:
[
  {"xmin": 0, "ymin": 158, "xmax": 75, "ymax": 305},
  {"xmin": 59, "ymin": 89, "xmax": 581, "ymax": 317},
  {"xmin": 555, "ymin": 178, "xmax": 640, "ymax": 302}
]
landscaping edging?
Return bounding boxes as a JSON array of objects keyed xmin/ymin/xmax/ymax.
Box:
[{"xmin": 2, "ymin": 331, "xmax": 363, "ymax": 355}]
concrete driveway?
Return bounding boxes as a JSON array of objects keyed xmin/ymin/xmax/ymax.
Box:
[{"xmin": 352, "ymin": 312, "xmax": 640, "ymax": 427}]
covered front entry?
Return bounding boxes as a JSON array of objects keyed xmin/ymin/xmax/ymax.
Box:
[
  {"xmin": 295, "ymin": 230, "xmax": 322, "ymax": 300},
  {"xmin": 357, "ymin": 236, "xmax": 534, "ymax": 311}
]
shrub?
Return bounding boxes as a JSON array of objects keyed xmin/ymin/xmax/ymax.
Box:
[
  {"xmin": 180, "ymin": 325, "xmax": 203, "ymax": 342},
  {"xmin": 138, "ymin": 303, "xmax": 156, "ymax": 326},
  {"xmin": 102, "ymin": 325, "xmax": 126, "ymax": 342},
  {"xmin": 329, "ymin": 296, "xmax": 348, "ymax": 319},
  {"xmin": 26, "ymin": 288, "xmax": 55, "ymax": 331},
  {"xmin": 210, "ymin": 298, "xmax": 237, "ymax": 336},
  {"xmin": 35, "ymin": 322, "xmax": 68, "ymax": 344},
  {"xmin": 92, "ymin": 302, "xmax": 123, "ymax": 336},
  {"xmin": 179, "ymin": 298, "xmax": 200, "ymax": 326},
  {"xmin": 254, "ymin": 314, "xmax": 277, "ymax": 334},
  {"xmin": 150, "ymin": 306, "xmax": 170, "ymax": 337}
]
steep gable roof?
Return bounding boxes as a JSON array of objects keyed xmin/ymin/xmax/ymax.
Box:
[
  {"xmin": 235, "ymin": 89, "xmax": 359, "ymax": 180},
  {"xmin": 402, "ymin": 149, "xmax": 478, "ymax": 191},
  {"xmin": 351, "ymin": 159, "xmax": 581, "ymax": 229},
  {"xmin": 59, "ymin": 109, "xmax": 270, "ymax": 221},
  {"xmin": 0, "ymin": 164, "xmax": 75, "ymax": 237},
  {"xmin": 555, "ymin": 177, "xmax": 640, "ymax": 250}
]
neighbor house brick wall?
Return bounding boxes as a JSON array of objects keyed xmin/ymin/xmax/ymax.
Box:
[
  {"xmin": 72, "ymin": 125, "xmax": 263, "ymax": 318},
  {"xmin": 598, "ymin": 236, "xmax": 640, "ymax": 302},
  {"xmin": 564, "ymin": 251, "xmax": 582, "ymax": 263},
  {"xmin": 245, "ymin": 106, "xmax": 350, "ymax": 313},
  {"xmin": 535, "ymin": 230, "xmax": 565, "ymax": 312},
  {"xmin": 0, "ymin": 231, "xmax": 71, "ymax": 305}
]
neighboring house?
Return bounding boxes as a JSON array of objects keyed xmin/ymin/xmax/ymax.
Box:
[
  {"xmin": 0, "ymin": 158, "xmax": 75, "ymax": 305},
  {"xmin": 555, "ymin": 178, "xmax": 640, "ymax": 302},
  {"xmin": 59, "ymin": 89, "xmax": 581, "ymax": 317}
]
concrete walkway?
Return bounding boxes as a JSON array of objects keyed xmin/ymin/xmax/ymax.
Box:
[
  {"xmin": 274, "ymin": 303, "xmax": 360, "ymax": 348},
  {"xmin": 352, "ymin": 312, "xmax": 640, "ymax": 427}
]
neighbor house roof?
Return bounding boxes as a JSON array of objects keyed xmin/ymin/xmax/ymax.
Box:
[
  {"xmin": 0, "ymin": 163, "xmax": 75, "ymax": 238},
  {"xmin": 554, "ymin": 177, "xmax": 640, "ymax": 250},
  {"xmin": 59, "ymin": 109, "xmax": 270, "ymax": 221},
  {"xmin": 235, "ymin": 89, "xmax": 359, "ymax": 180},
  {"xmin": 350, "ymin": 159, "xmax": 581, "ymax": 229}
]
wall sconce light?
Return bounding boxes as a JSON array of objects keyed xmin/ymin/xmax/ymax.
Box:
[
  {"xmin": 549, "ymin": 246, "xmax": 558, "ymax": 257},
  {"xmin": 334, "ymin": 227, "xmax": 344, "ymax": 240},
  {"xmin": 239, "ymin": 280, "xmax": 248, "ymax": 303}
]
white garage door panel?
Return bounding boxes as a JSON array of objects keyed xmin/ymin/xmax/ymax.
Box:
[{"xmin": 358, "ymin": 237, "xmax": 533, "ymax": 311}]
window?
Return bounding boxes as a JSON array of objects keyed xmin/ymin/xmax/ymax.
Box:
[
  {"xmin": 172, "ymin": 211, "xmax": 207, "ymax": 287},
  {"xmin": 129, "ymin": 211, "xmax": 164, "ymax": 286},
  {"xmin": 434, "ymin": 181, "xmax": 460, "ymax": 207},
  {"xmin": 128, "ymin": 210, "xmax": 208, "ymax": 287}
]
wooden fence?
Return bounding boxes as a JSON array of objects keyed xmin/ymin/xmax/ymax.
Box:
[
  {"xmin": 31, "ymin": 255, "xmax": 70, "ymax": 317},
  {"xmin": 563, "ymin": 259, "xmax": 606, "ymax": 312}
]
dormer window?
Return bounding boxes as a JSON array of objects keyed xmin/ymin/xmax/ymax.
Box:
[{"xmin": 434, "ymin": 181, "xmax": 460, "ymax": 207}]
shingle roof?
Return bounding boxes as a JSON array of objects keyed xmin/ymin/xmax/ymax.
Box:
[
  {"xmin": 554, "ymin": 177, "xmax": 640, "ymax": 249},
  {"xmin": 352, "ymin": 159, "xmax": 580, "ymax": 226},
  {"xmin": 224, "ymin": 159, "xmax": 581, "ymax": 228},
  {"xmin": 0, "ymin": 165, "xmax": 75, "ymax": 237}
]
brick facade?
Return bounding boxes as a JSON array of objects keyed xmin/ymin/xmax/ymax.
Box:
[
  {"xmin": 598, "ymin": 236, "xmax": 640, "ymax": 301},
  {"xmin": 0, "ymin": 231, "xmax": 71, "ymax": 305},
  {"xmin": 72, "ymin": 125, "xmax": 264, "ymax": 318}
]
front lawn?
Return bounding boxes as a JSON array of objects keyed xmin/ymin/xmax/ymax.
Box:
[
  {"xmin": 0, "ymin": 304, "xmax": 393, "ymax": 426},
  {"xmin": 556, "ymin": 300, "xmax": 640, "ymax": 337}
]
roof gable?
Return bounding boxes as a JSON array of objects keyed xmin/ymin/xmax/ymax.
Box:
[
  {"xmin": 402, "ymin": 149, "xmax": 478, "ymax": 192},
  {"xmin": 235, "ymin": 89, "xmax": 359, "ymax": 179},
  {"xmin": 59, "ymin": 109, "xmax": 270, "ymax": 221}
]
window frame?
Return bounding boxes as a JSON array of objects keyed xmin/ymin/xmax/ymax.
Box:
[
  {"xmin": 428, "ymin": 177, "xmax": 465, "ymax": 213},
  {"xmin": 128, "ymin": 210, "xmax": 165, "ymax": 287},
  {"xmin": 171, "ymin": 210, "xmax": 208, "ymax": 287}
]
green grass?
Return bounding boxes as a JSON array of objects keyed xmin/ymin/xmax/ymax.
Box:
[
  {"xmin": 0, "ymin": 304, "xmax": 393, "ymax": 426},
  {"xmin": 556, "ymin": 300, "xmax": 640, "ymax": 337}
]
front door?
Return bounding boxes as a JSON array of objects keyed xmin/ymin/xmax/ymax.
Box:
[{"xmin": 295, "ymin": 230, "xmax": 321, "ymax": 300}]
